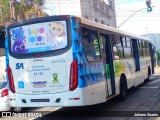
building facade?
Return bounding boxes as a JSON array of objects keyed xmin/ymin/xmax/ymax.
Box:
[{"xmin": 43, "ymin": 0, "xmax": 117, "ymax": 28}]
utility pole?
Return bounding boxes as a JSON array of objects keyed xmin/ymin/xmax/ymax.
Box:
[
  {"xmin": 118, "ymin": 8, "xmax": 146, "ymax": 29},
  {"xmin": 118, "ymin": 6, "xmax": 155, "ymax": 29}
]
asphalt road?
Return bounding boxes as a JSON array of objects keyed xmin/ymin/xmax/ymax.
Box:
[{"xmin": 35, "ymin": 68, "xmax": 160, "ymax": 120}]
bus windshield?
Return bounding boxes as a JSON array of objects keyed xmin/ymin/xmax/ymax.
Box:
[{"xmin": 10, "ymin": 21, "xmax": 68, "ymax": 54}]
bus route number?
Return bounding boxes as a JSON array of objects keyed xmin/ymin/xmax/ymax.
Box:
[{"xmin": 34, "ymin": 72, "xmax": 43, "ymax": 76}]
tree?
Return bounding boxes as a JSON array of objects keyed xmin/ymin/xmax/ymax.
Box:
[
  {"xmin": 16, "ymin": 0, "xmax": 46, "ymax": 21},
  {"xmin": 0, "ymin": 0, "xmax": 47, "ymax": 25},
  {"xmin": 0, "ymin": 0, "xmax": 10, "ymax": 25}
]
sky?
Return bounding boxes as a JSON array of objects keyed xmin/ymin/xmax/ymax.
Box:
[{"xmin": 115, "ymin": 0, "xmax": 160, "ymax": 35}]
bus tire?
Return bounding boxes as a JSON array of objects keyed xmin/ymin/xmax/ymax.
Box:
[
  {"xmin": 145, "ymin": 67, "xmax": 151, "ymax": 83},
  {"xmin": 119, "ymin": 76, "xmax": 127, "ymax": 101}
]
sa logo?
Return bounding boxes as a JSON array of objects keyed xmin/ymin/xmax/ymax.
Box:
[{"xmin": 16, "ymin": 63, "xmax": 24, "ymax": 69}]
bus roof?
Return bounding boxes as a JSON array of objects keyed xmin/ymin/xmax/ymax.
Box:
[{"xmin": 76, "ymin": 16, "xmax": 151, "ymax": 42}]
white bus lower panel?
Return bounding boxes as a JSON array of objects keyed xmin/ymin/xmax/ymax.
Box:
[
  {"xmin": 9, "ymin": 81, "xmax": 106, "ymax": 107},
  {"xmin": 68, "ymin": 80, "xmax": 107, "ymax": 106},
  {"xmin": 9, "ymin": 91, "xmax": 70, "ymax": 107}
]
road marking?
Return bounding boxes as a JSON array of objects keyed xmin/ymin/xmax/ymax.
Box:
[
  {"xmin": 51, "ymin": 107, "xmax": 61, "ymax": 111},
  {"xmin": 147, "ymin": 79, "xmax": 160, "ymax": 85},
  {"xmin": 139, "ymin": 86, "xmax": 159, "ymax": 89},
  {"xmin": 149, "ymin": 76, "xmax": 156, "ymax": 80}
]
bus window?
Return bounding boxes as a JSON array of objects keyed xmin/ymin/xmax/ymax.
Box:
[
  {"xmin": 124, "ymin": 48, "xmax": 132, "ymax": 58},
  {"xmin": 146, "ymin": 42, "xmax": 150, "ymax": 56},
  {"xmin": 121, "ymin": 37, "xmax": 126, "ymax": 47},
  {"xmin": 81, "ymin": 28, "xmax": 90, "ymax": 44},
  {"xmin": 10, "ymin": 21, "xmax": 68, "ymax": 54},
  {"xmin": 143, "ymin": 41, "xmax": 147, "ymax": 56},
  {"xmin": 99, "ymin": 35, "xmax": 104, "ymax": 50},
  {"xmin": 111, "ymin": 34, "xmax": 117, "ymax": 59},
  {"xmin": 124, "ymin": 37, "xmax": 132, "ymax": 58},
  {"xmin": 111, "ymin": 34, "xmax": 115, "ymax": 46},
  {"xmin": 112, "ymin": 34, "xmax": 124, "ymax": 59},
  {"xmin": 82, "ymin": 28, "xmax": 100, "ymax": 61},
  {"xmin": 144, "ymin": 41, "xmax": 148, "ymax": 56},
  {"xmin": 126, "ymin": 37, "xmax": 131, "ymax": 47},
  {"xmin": 117, "ymin": 47, "xmax": 124, "ymax": 58},
  {"xmin": 138, "ymin": 40, "xmax": 143, "ymax": 57},
  {"xmin": 115, "ymin": 35, "xmax": 122, "ymax": 47},
  {"xmin": 91, "ymin": 31, "xmax": 100, "ymax": 56},
  {"xmin": 116, "ymin": 35, "xmax": 124, "ymax": 59}
]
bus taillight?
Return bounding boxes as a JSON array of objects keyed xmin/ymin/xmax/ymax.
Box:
[
  {"xmin": 7, "ymin": 66, "xmax": 15, "ymax": 93},
  {"xmin": 69, "ymin": 59, "xmax": 78, "ymax": 91}
]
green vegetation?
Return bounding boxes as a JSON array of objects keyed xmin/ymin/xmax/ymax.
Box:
[
  {"xmin": 0, "ymin": 0, "xmax": 46, "ymax": 25},
  {"xmin": 0, "ymin": 0, "xmax": 10, "ymax": 24}
]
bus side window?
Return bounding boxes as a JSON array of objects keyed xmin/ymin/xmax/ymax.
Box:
[
  {"xmin": 111, "ymin": 34, "xmax": 118, "ymax": 59},
  {"xmin": 122, "ymin": 36, "xmax": 126, "ymax": 47},
  {"xmin": 81, "ymin": 28, "xmax": 90, "ymax": 44},
  {"xmin": 123, "ymin": 37, "xmax": 132, "ymax": 58},
  {"xmin": 126, "ymin": 37, "xmax": 131, "ymax": 47},
  {"xmin": 146, "ymin": 42, "xmax": 150, "ymax": 56},
  {"xmin": 115, "ymin": 35, "xmax": 124, "ymax": 59},
  {"xmin": 111, "ymin": 34, "xmax": 124, "ymax": 60},
  {"xmin": 143, "ymin": 41, "xmax": 147, "ymax": 56},
  {"xmin": 82, "ymin": 28, "xmax": 100, "ymax": 62},
  {"xmin": 138, "ymin": 40, "xmax": 143, "ymax": 57},
  {"xmin": 111, "ymin": 34, "xmax": 115, "ymax": 46},
  {"xmin": 90, "ymin": 30, "xmax": 100, "ymax": 58}
]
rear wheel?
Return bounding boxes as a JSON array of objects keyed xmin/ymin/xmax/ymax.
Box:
[{"xmin": 119, "ymin": 77, "xmax": 127, "ymax": 101}]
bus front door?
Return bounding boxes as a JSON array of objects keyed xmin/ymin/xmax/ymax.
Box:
[{"xmin": 100, "ymin": 34, "xmax": 115, "ymax": 97}]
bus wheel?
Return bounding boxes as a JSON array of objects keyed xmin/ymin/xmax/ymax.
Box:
[{"xmin": 119, "ymin": 77, "xmax": 127, "ymax": 101}]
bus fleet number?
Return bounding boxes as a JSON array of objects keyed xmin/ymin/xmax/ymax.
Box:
[{"xmin": 34, "ymin": 72, "xmax": 43, "ymax": 76}]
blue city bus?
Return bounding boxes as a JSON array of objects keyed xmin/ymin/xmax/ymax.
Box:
[{"xmin": 5, "ymin": 15, "xmax": 154, "ymax": 108}]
